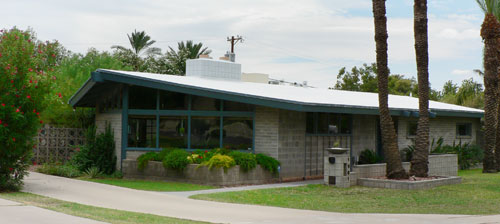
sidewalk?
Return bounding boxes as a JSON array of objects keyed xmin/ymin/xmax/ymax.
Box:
[
  {"xmin": 23, "ymin": 172, "xmax": 500, "ymax": 224},
  {"xmin": 166, "ymin": 179, "xmax": 322, "ymax": 197},
  {"xmin": 0, "ymin": 198, "xmax": 105, "ymax": 224}
]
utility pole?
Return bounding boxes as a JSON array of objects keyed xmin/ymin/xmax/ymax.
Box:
[{"xmin": 227, "ymin": 35, "xmax": 243, "ymax": 53}]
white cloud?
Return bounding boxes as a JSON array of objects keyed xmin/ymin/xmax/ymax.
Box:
[{"xmin": 0, "ymin": 0, "xmax": 484, "ymax": 90}]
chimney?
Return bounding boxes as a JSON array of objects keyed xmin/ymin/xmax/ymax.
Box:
[{"xmin": 186, "ymin": 57, "xmax": 241, "ymax": 81}]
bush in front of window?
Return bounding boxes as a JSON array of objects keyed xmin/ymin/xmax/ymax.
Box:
[
  {"xmin": 229, "ymin": 151, "xmax": 257, "ymax": 172},
  {"xmin": 431, "ymin": 141, "xmax": 483, "ymax": 170},
  {"xmin": 256, "ymin": 154, "xmax": 280, "ymax": 174},
  {"xmin": 202, "ymin": 154, "xmax": 236, "ymax": 172},
  {"xmin": 358, "ymin": 149, "xmax": 383, "ymax": 164},
  {"xmin": 162, "ymin": 149, "xmax": 190, "ymax": 171}
]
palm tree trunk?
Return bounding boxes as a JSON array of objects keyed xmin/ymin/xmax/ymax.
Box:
[
  {"xmin": 481, "ymin": 13, "xmax": 500, "ymax": 173},
  {"xmin": 410, "ymin": 0, "xmax": 430, "ymax": 177},
  {"xmin": 372, "ymin": 0, "xmax": 408, "ymax": 179}
]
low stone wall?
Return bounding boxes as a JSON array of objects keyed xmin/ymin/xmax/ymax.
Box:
[
  {"xmin": 122, "ymin": 159, "xmax": 278, "ymax": 186},
  {"xmin": 358, "ymin": 176, "xmax": 462, "ymax": 190},
  {"xmin": 352, "ymin": 154, "xmax": 458, "ymax": 184}
]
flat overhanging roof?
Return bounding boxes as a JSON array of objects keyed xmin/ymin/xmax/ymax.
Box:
[{"xmin": 69, "ymin": 69, "xmax": 484, "ymax": 118}]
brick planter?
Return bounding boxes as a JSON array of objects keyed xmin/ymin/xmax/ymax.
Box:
[
  {"xmin": 358, "ymin": 176, "xmax": 462, "ymax": 190},
  {"xmin": 122, "ymin": 159, "xmax": 278, "ymax": 186}
]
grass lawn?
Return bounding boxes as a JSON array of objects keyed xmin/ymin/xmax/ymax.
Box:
[
  {"xmin": 0, "ymin": 192, "xmax": 209, "ymax": 224},
  {"xmin": 191, "ymin": 169, "xmax": 500, "ymax": 215},
  {"xmin": 80, "ymin": 178, "xmax": 216, "ymax": 192}
]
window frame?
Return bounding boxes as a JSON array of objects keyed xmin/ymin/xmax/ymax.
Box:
[{"xmin": 456, "ymin": 123, "xmax": 472, "ymax": 138}]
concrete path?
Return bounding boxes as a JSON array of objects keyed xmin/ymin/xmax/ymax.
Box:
[
  {"xmin": 166, "ymin": 179, "xmax": 322, "ymax": 197},
  {"xmin": 23, "ymin": 172, "xmax": 500, "ymax": 224},
  {"xmin": 0, "ymin": 198, "xmax": 105, "ymax": 224}
]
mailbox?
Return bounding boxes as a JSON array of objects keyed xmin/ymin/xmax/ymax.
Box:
[{"xmin": 324, "ymin": 147, "xmax": 350, "ymax": 188}]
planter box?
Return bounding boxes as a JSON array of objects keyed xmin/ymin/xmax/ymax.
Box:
[
  {"xmin": 358, "ymin": 176, "xmax": 462, "ymax": 190},
  {"xmin": 122, "ymin": 159, "xmax": 278, "ymax": 186}
]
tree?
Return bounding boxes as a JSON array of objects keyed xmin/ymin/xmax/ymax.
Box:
[
  {"xmin": 372, "ymin": 0, "xmax": 408, "ymax": 179},
  {"xmin": 166, "ymin": 40, "xmax": 212, "ymax": 75},
  {"xmin": 410, "ymin": 0, "xmax": 430, "ymax": 177},
  {"xmin": 476, "ymin": 0, "xmax": 500, "ymax": 173},
  {"xmin": 112, "ymin": 30, "xmax": 160, "ymax": 71},
  {"xmin": 441, "ymin": 79, "xmax": 484, "ymax": 109},
  {"xmin": 334, "ymin": 63, "xmax": 378, "ymax": 92},
  {"xmin": 0, "ymin": 28, "xmax": 59, "ymax": 191}
]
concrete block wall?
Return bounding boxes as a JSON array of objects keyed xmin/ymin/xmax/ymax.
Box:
[
  {"xmin": 278, "ymin": 109, "xmax": 306, "ymax": 179},
  {"xmin": 351, "ymin": 115, "xmax": 377, "ymax": 157},
  {"xmin": 352, "ymin": 154, "xmax": 459, "ymax": 183},
  {"xmin": 397, "ymin": 117, "xmax": 481, "ymax": 150},
  {"xmin": 254, "ymin": 106, "xmax": 280, "ymax": 159},
  {"xmin": 95, "ymin": 109, "xmax": 122, "ymax": 170}
]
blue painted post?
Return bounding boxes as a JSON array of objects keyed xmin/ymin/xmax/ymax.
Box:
[
  {"xmin": 220, "ymin": 100, "xmax": 224, "ymax": 149},
  {"xmin": 121, "ymin": 85, "xmax": 129, "ymax": 170},
  {"xmin": 187, "ymin": 95, "xmax": 192, "ymax": 150},
  {"xmin": 156, "ymin": 89, "xmax": 160, "ymax": 150}
]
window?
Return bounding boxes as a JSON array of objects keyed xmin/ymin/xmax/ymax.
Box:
[
  {"xmin": 306, "ymin": 112, "xmax": 351, "ymax": 135},
  {"xmin": 159, "ymin": 116, "xmax": 188, "ymax": 148},
  {"xmin": 223, "ymin": 117, "xmax": 253, "ymax": 150},
  {"xmin": 128, "ymin": 116, "xmax": 156, "ymax": 148},
  {"xmin": 192, "ymin": 96, "xmax": 220, "ymax": 111},
  {"xmin": 159, "ymin": 91, "xmax": 187, "ymax": 110},
  {"xmin": 223, "ymin": 100, "xmax": 254, "ymax": 111},
  {"xmin": 407, "ymin": 121, "xmax": 417, "ymax": 137},
  {"xmin": 129, "ymin": 86, "xmax": 157, "ymax": 109},
  {"xmin": 190, "ymin": 117, "xmax": 220, "ymax": 149},
  {"xmin": 456, "ymin": 123, "xmax": 472, "ymax": 137}
]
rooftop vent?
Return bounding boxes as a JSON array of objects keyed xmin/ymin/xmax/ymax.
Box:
[{"xmin": 186, "ymin": 58, "xmax": 241, "ymax": 81}]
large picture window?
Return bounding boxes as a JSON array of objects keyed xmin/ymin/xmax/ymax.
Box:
[
  {"xmin": 223, "ymin": 117, "xmax": 253, "ymax": 150},
  {"xmin": 127, "ymin": 88, "xmax": 254, "ymax": 150},
  {"xmin": 128, "ymin": 116, "xmax": 156, "ymax": 148},
  {"xmin": 190, "ymin": 117, "xmax": 221, "ymax": 149},
  {"xmin": 306, "ymin": 112, "xmax": 351, "ymax": 135},
  {"xmin": 159, "ymin": 116, "xmax": 188, "ymax": 148}
]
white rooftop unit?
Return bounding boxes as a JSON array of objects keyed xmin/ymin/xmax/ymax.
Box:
[{"xmin": 186, "ymin": 58, "xmax": 242, "ymax": 81}]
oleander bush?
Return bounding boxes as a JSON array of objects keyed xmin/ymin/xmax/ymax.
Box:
[
  {"xmin": 358, "ymin": 149, "xmax": 382, "ymax": 164},
  {"xmin": 71, "ymin": 124, "xmax": 116, "ymax": 174},
  {"xmin": 0, "ymin": 28, "xmax": 61, "ymax": 191}
]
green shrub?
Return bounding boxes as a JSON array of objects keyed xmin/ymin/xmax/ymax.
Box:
[
  {"xmin": 402, "ymin": 145, "xmax": 415, "ymax": 162},
  {"xmin": 71, "ymin": 124, "xmax": 116, "ymax": 174},
  {"xmin": 36, "ymin": 164, "xmax": 82, "ymax": 178},
  {"xmin": 137, "ymin": 152, "xmax": 158, "ymax": 171},
  {"xmin": 432, "ymin": 142, "xmax": 483, "ymax": 170},
  {"xmin": 162, "ymin": 149, "xmax": 190, "ymax": 171},
  {"xmin": 84, "ymin": 166, "xmax": 102, "ymax": 179},
  {"xmin": 228, "ymin": 151, "xmax": 257, "ymax": 172},
  {"xmin": 256, "ymin": 154, "xmax": 280, "ymax": 174},
  {"xmin": 358, "ymin": 149, "xmax": 382, "ymax": 164},
  {"xmin": 203, "ymin": 154, "xmax": 235, "ymax": 172},
  {"xmin": 0, "ymin": 28, "xmax": 61, "ymax": 191}
]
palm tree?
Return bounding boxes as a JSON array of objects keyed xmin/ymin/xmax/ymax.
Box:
[
  {"xmin": 409, "ymin": 0, "xmax": 430, "ymax": 177},
  {"xmin": 166, "ymin": 40, "xmax": 212, "ymax": 75},
  {"xmin": 372, "ymin": 0, "xmax": 408, "ymax": 179},
  {"xmin": 112, "ymin": 30, "xmax": 161, "ymax": 70},
  {"xmin": 476, "ymin": 0, "xmax": 500, "ymax": 173}
]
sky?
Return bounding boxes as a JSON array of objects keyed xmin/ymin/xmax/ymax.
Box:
[{"xmin": 2, "ymin": 0, "xmax": 484, "ymax": 90}]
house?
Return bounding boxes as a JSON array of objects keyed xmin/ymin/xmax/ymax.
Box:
[{"xmin": 69, "ymin": 58, "xmax": 483, "ymax": 180}]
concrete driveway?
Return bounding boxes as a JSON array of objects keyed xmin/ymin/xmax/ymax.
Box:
[
  {"xmin": 0, "ymin": 198, "xmax": 105, "ymax": 224},
  {"xmin": 23, "ymin": 172, "xmax": 500, "ymax": 224}
]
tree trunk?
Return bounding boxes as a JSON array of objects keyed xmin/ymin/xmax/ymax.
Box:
[
  {"xmin": 410, "ymin": 0, "xmax": 429, "ymax": 177},
  {"xmin": 372, "ymin": 0, "xmax": 408, "ymax": 179},
  {"xmin": 480, "ymin": 13, "xmax": 500, "ymax": 173}
]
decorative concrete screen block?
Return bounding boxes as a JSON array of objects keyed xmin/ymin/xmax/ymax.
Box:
[
  {"xmin": 186, "ymin": 58, "xmax": 242, "ymax": 81},
  {"xmin": 324, "ymin": 148, "xmax": 350, "ymax": 188}
]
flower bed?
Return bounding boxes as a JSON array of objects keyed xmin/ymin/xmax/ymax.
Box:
[{"xmin": 122, "ymin": 160, "xmax": 278, "ymax": 186}]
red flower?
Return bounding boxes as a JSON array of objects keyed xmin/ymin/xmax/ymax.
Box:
[
  {"xmin": 12, "ymin": 137, "xmax": 15, "ymax": 142},
  {"xmin": 15, "ymin": 108, "xmax": 20, "ymax": 112},
  {"xmin": 40, "ymin": 120, "xmax": 43, "ymax": 124},
  {"xmin": 1, "ymin": 103, "xmax": 4, "ymax": 107},
  {"xmin": 28, "ymin": 68, "xmax": 33, "ymax": 72},
  {"xmin": 0, "ymin": 120, "xmax": 2, "ymax": 124},
  {"xmin": 51, "ymin": 54, "xmax": 55, "ymax": 57},
  {"xmin": 27, "ymin": 95, "xmax": 31, "ymax": 99},
  {"xmin": 204, "ymin": 150, "xmax": 208, "ymax": 153},
  {"xmin": 33, "ymin": 109, "xmax": 36, "ymax": 113},
  {"xmin": 8, "ymin": 168, "xmax": 13, "ymax": 171},
  {"xmin": 200, "ymin": 156, "xmax": 203, "ymax": 159}
]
